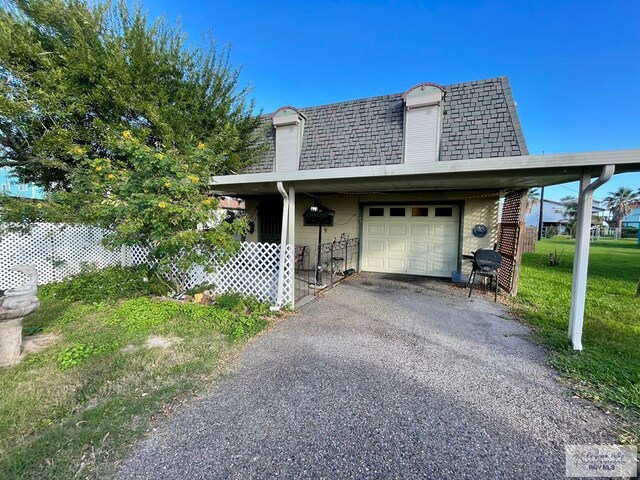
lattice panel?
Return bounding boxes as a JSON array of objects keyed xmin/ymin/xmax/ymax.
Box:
[
  {"xmin": 0, "ymin": 223, "xmax": 294, "ymax": 307},
  {"xmin": 497, "ymin": 190, "xmax": 527, "ymax": 294},
  {"xmin": 205, "ymin": 243, "xmax": 294, "ymax": 306},
  {"xmin": 0, "ymin": 223, "xmax": 122, "ymax": 290}
]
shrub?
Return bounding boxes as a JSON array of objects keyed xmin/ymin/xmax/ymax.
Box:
[
  {"xmin": 621, "ymin": 227, "xmax": 638, "ymax": 239},
  {"xmin": 41, "ymin": 266, "xmax": 165, "ymax": 304}
]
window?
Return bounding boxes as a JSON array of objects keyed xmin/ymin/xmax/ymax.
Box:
[
  {"xmin": 434, "ymin": 207, "xmax": 453, "ymax": 217},
  {"xmin": 411, "ymin": 207, "xmax": 428, "ymax": 217},
  {"xmin": 368, "ymin": 207, "xmax": 384, "ymax": 217},
  {"xmin": 389, "ymin": 207, "xmax": 405, "ymax": 217},
  {"xmin": 1, "ymin": 184, "xmax": 9, "ymax": 193},
  {"xmin": 18, "ymin": 183, "xmax": 28, "ymax": 192}
]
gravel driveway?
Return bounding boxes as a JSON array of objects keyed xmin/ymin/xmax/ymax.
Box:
[{"xmin": 119, "ymin": 273, "xmax": 618, "ymax": 479}]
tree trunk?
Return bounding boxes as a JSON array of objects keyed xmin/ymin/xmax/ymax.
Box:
[{"xmin": 616, "ymin": 220, "xmax": 622, "ymax": 240}]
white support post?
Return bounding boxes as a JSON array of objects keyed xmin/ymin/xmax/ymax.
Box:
[
  {"xmin": 273, "ymin": 182, "xmax": 289, "ymax": 310},
  {"xmin": 288, "ymin": 184, "xmax": 296, "ymax": 307},
  {"xmin": 568, "ymin": 165, "xmax": 615, "ymax": 350}
]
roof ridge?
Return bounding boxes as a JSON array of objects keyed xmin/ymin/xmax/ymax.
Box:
[{"xmin": 263, "ymin": 76, "xmax": 508, "ymax": 115}]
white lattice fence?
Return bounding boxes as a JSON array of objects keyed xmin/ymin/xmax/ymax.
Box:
[
  {"xmin": 128, "ymin": 242, "xmax": 294, "ymax": 305},
  {"xmin": 0, "ymin": 224, "xmax": 294, "ymax": 306},
  {"xmin": 0, "ymin": 223, "xmax": 123, "ymax": 290}
]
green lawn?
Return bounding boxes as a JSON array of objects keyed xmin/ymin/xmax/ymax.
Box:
[
  {"xmin": 516, "ymin": 237, "xmax": 639, "ymax": 437},
  {"xmin": 0, "ymin": 267, "xmax": 271, "ymax": 479}
]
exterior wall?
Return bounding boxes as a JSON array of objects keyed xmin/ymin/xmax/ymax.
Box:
[
  {"xmin": 246, "ymin": 191, "xmax": 499, "ymax": 277},
  {"xmin": 461, "ymin": 197, "xmax": 500, "ymax": 274}
]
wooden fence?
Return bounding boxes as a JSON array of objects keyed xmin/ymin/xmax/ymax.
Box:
[{"xmin": 522, "ymin": 227, "xmax": 537, "ymax": 253}]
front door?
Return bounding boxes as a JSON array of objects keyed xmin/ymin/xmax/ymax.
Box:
[{"xmin": 257, "ymin": 197, "xmax": 283, "ymax": 244}]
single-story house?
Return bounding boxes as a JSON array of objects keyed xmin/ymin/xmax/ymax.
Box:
[{"xmin": 210, "ymin": 76, "xmax": 640, "ymax": 350}]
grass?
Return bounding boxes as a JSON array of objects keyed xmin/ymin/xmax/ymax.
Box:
[
  {"xmin": 515, "ymin": 237, "xmax": 639, "ymax": 439},
  {"xmin": 0, "ymin": 267, "xmax": 272, "ymax": 479}
]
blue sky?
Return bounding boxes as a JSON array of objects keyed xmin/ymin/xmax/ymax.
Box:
[{"xmin": 144, "ymin": 0, "xmax": 639, "ymax": 202}]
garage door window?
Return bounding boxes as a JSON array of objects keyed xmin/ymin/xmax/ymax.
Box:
[
  {"xmin": 435, "ymin": 207, "xmax": 453, "ymax": 217},
  {"xmin": 389, "ymin": 207, "xmax": 406, "ymax": 217},
  {"xmin": 369, "ymin": 207, "xmax": 384, "ymax": 217},
  {"xmin": 411, "ymin": 207, "xmax": 428, "ymax": 217}
]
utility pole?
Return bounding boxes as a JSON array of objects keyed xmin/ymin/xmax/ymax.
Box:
[{"xmin": 537, "ymin": 186, "xmax": 545, "ymax": 241}]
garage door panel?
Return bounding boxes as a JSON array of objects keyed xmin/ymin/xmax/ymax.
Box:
[
  {"xmin": 409, "ymin": 225, "xmax": 426, "ymax": 236},
  {"xmin": 364, "ymin": 257, "xmax": 384, "ymax": 269},
  {"xmin": 408, "ymin": 241, "xmax": 426, "ymax": 253},
  {"xmin": 367, "ymin": 224, "xmax": 385, "ymax": 235},
  {"xmin": 365, "ymin": 240, "xmax": 385, "ymax": 253},
  {"xmin": 388, "ymin": 240, "xmax": 406, "ymax": 253},
  {"xmin": 387, "ymin": 258, "xmax": 406, "ymax": 271},
  {"xmin": 362, "ymin": 204, "xmax": 459, "ymax": 277},
  {"xmin": 388, "ymin": 224, "xmax": 407, "ymax": 236}
]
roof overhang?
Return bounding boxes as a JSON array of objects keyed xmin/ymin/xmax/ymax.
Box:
[{"xmin": 210, "ymin": 149, "xmax": 640, "ymax": 196}]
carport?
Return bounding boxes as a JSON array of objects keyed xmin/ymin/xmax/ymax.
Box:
[{"xmin": 212, "ymin": 148, "xmax": 640, "ymax": 350}]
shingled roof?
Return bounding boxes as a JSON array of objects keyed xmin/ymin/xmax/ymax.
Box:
[{"xmin": 244, "ymin": 76, "xmax": 528, "ymax": 174}]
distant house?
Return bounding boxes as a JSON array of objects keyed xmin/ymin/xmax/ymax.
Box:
[
  {"xmin": 622, "ymin": 206, "xmax": 640, "ymax": 228},
  {"xmin": 525, "ymin": 199, "xmax": 605, "ymax": 233},
  {"xmin": 0, "ymin": 168, "xmax": 44, "ymax": 200}
]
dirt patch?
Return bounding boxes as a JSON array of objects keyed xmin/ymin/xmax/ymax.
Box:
[
  {"xmin": 21, "ymin": 333, "xmax": 60, "ymax": 357},
  {"xmin": 145, "ymin": 335, "xmax": 182, "ymax": 349}
]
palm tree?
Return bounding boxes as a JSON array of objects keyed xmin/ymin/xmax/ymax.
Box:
[
  {"xmin": 526, "ymin": 188, "xmax": 540, "ymax": 213},
  {"xmin": 603, "ymin": 187, "xmax": 639, "ymax": 240},
  {"xmin": 561, "ymin": 195, "xmax": 578, "ymax": 236}
]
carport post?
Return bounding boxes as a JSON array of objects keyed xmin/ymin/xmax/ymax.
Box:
[{"xmin": 568, "ymin": 165, "xmax": 614, "ymax": 350}]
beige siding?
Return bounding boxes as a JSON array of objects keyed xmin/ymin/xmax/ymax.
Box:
[
  {"xmin": 461, "ymin": 197, "xmax": 500, "ymax": 274},
  {"xmin": 244, "ymin": 191, "xmax": 499, "ymax": 276}
]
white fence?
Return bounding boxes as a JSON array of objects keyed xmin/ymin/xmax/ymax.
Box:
[{"xmin": 0, "ymin": 223, "xmax": 294, "ymax": 306}]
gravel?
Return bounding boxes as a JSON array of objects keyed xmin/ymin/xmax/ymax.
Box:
[{"xmin": 119, "ymin": 273, "xmax": 618, "ymax": 479}]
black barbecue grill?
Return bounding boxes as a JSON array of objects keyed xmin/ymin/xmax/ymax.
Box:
[{"xmin": 466, "ymin": 249, "xmax": 503, "ymax": 301}]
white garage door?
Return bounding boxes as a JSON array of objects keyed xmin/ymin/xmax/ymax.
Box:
[{"xmin": 362, "ymin": 205, "xmax": 459, "ymax": 277}]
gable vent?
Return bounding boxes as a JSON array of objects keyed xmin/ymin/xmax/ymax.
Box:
[
  {"xmin": 272, "ymin": 106, "xmax": 305, "ymax": 172},
  {"xmin": 403, "ymin": 83, "xmax": 445, "ymax": 165}
]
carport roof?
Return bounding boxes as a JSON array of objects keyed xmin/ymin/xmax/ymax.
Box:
[{"xmin": 210, "ymin": 148, "xmax": 640, "ymax": 196}]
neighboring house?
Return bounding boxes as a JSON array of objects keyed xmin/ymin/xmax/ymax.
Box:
[
  {"xmin": 210, "ymin": 74, "xmax": 640, "ymax": 340},
  {"xmin": 525, "ymin": 199, "xmax": 605, "ymax": 233},
  {"xmin": 0, "ymin": 167, "xmax": 44, "ymax": 199},
  {"xmin": 622, "ymin": 206, "xmax": 640, "ymax": 228}
]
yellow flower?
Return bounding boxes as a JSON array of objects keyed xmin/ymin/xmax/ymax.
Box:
[
  {"xmin": 164, "ymin": 181, "xmax": 171, "ymax": 187},
  {"xmin": 188, "ymin": 175, "xmax": 200, "ymax": 184},
  {"xmin": 122, "ymin": 130, "xmax": 132, "ymax": 139},
  {"xmin": 155, "ymin": 153, "xmax": 165, "ymax": 160},
  {"xmin": 157, "ymin": 201, "xmax": 168, "ymax": 209},
  {"xmin": 72, "ymin": 146, "xmax": 84, "ymax": 155},
  {"xmin": 197, "ymin": 142, "xmax": 205, "ymax": 150},
  {"xmin": 203, "ymin": 198, "xmax": 213, "ymax": 206},
  {"xmin": 95, "ymin": 166, "xmax": 102, "ymax": 171},
  {"xmin": 107, "ymin": 174, "xmax": 116, "ymax": 180}
]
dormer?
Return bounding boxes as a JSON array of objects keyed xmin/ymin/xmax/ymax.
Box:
[
  {"xmin": 272, "ymin": 106, "xmax": 306, "ymax": 172},
  {"xmin": 402, "ymin": 83, "xmax": 445, "ymax": 165}
]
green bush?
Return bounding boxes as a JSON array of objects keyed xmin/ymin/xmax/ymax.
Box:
[
  {"xmin": 621, "ymin": 227, "xmax": 638, "ymax": 239},
  {"xmin": 214, "ymin": 292, "xmax": 268, "ymax": 316},
  {"xmin": 108, "ymin": 298, "xmax": 180, "ymax": 334},
  {"xmin": 41, "ymin": 266, "xmax": 166, "ymax": 304},
  {"xmin": 56, "ymin": 342, "xmax": 117, "ymax": 370}
]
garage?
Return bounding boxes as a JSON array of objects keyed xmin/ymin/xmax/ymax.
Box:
[{"xmin": 361, "ymin": 205, "xmax": 460, "ymax": 277}]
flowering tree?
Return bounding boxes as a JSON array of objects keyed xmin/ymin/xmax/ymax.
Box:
[{"xmin": 0, "ymin": 0, "xmax": 263, "ymax": 293}]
